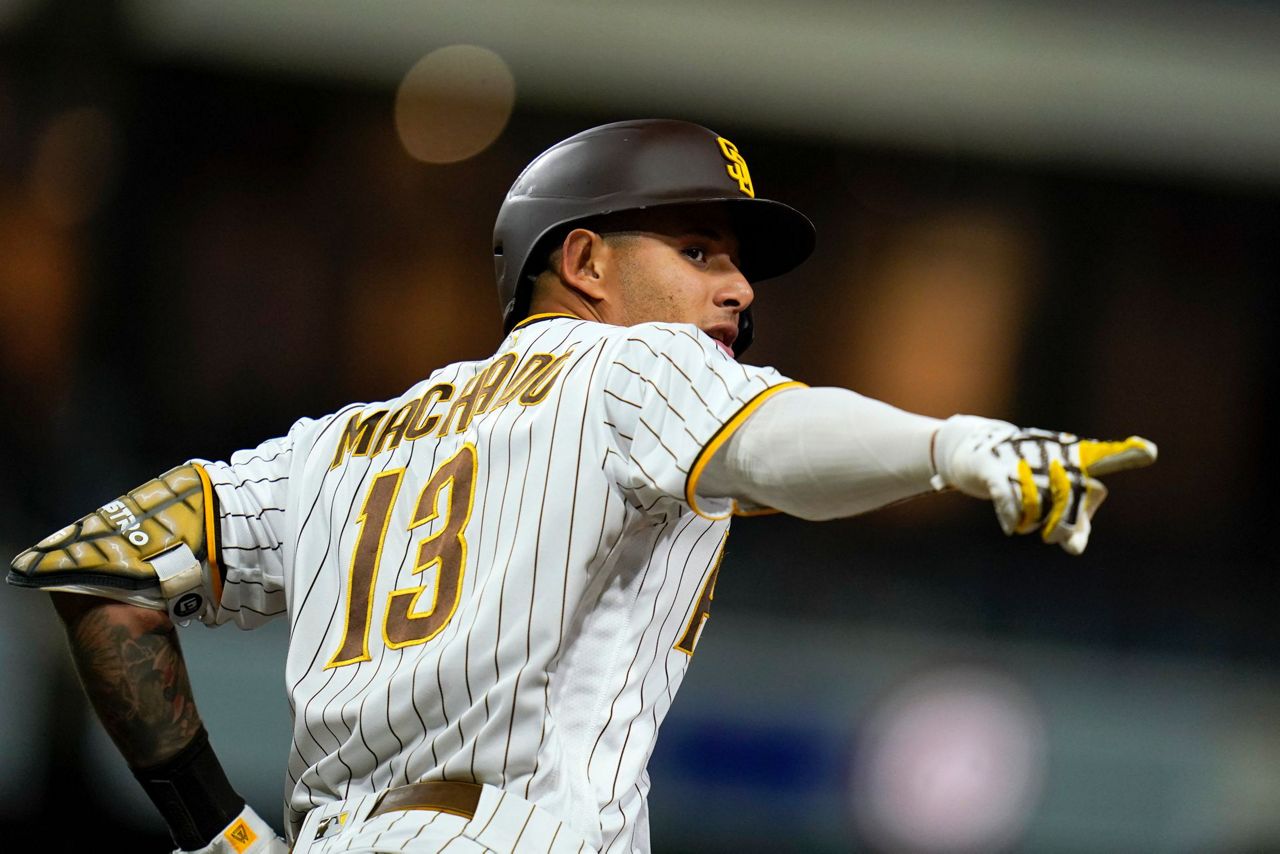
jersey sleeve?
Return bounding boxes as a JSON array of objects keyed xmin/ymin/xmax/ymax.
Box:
[
  {"xmin": 189, "ymin": 426, "xmax": 301, "ymax": 629},
  {"xmin": 600, "ymin": 322, "xmax": 805, "ymax": 519}
]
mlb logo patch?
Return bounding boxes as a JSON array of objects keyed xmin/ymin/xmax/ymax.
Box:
[{"xmin": 314, "ymin": 812, "xmax": 349, "ymax": 840}]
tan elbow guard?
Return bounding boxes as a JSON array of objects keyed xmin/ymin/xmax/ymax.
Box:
[{"xmin": 7, "ymin": 464, "xmax": 223, "ymax": 624}]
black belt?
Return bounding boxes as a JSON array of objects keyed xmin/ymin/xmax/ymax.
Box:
[{"xmin": 367, "ymin": 781, "xmax": 484, "ymax": 821}]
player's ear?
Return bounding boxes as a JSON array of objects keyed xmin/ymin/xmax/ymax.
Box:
[{"xmin": 558, "ymin": 228, "xmax": 611, "ymax": 301}]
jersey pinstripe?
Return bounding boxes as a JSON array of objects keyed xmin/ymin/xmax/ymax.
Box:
[{"xmin": 190, "ymin": 315, "xmax": 797, "ymax": 852}]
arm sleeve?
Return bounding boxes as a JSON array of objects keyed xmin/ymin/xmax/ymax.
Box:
[
  {"xmin": 697, "ymin": 386, "xmax": 942, "ymax": 520},
  {"xmin": 189, "ymin": 428, "xmax": 300, "ymax": 629},
  {"xmin": 600, "ymin": 322, "xmax": 804, "ymax": 519}
]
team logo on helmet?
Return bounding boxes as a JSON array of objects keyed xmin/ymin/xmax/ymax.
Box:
[{"xmin": 716, "ymin": 137, "xmax": 754, "ymax": 198}]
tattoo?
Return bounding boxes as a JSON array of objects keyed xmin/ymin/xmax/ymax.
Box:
[{"xmin": 65, "ymin": 605, "xmax": 203, "ymax": 767}]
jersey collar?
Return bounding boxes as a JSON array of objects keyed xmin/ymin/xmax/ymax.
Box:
[{"xmin": 512, "ymin": 312, "xmax": 580, "ymax": 331}]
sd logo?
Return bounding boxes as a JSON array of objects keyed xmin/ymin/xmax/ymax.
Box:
[{"xmin": 716, "ymin": 137, "xmax": 754, "ymax": 198}]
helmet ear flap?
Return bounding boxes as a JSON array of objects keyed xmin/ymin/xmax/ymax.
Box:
[
  {"xmin": 733, "ymin": 308, "xmax": 753, "ymax": 357},
  {"xmin": 503, "ymin": 270, "xmax": 536, "ymax": 333}
]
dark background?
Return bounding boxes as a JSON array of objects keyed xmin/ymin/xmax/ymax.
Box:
[{"xmin": 2, "ymin": 1, "xmax": 1276, "ymax": 851}]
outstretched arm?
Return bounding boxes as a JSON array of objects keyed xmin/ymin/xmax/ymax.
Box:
[
  {"xmin": 698, "ymin": 387, "xmax": 940, "ymax": 520},
  {"xmin": 699, "ymin": 386, "xmax": 1156, "ymax": 554}
]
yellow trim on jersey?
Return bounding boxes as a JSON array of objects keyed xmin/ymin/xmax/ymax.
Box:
[
  {"xmin": 674, "ymin": 530, "xmax": 728, "ymax": 656},
  {"xmin": 512, "ymin": 312, "xmax": 578, "ymax": 330},
  {"xmin": 731, "ymin": 502, "xmax": 781, "ymax": 518},
  {"xmin": 684, "ymin": 381, "xmax": 808, "ymax": 520},
  {"xmin": 192, "ymin": 462, "xmax": 224, "ymax": 604}
]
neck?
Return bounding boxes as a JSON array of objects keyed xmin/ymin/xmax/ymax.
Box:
[{"xmin": 527, "ymin": 289, "xmax": 606, "ymax": 325}]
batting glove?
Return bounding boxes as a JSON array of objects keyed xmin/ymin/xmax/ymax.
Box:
[
  {"xmin": 931, "ymin": 415, "xmax": 1157, "ymax": 555},
  {"xmin": 177, "ymin": 805, "xmax": 289, "ymax": 854}
]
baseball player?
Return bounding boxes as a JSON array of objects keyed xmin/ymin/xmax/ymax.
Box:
[{"xmin": 8, "ymin": 119, "xmax": 1156, "ymax": 853}]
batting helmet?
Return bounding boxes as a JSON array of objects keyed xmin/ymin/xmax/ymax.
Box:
[{"xmin": 492, "ymin": 119, "xmax": 815, "ymax": 356}]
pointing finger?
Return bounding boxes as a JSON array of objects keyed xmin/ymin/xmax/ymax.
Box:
[{"xmin": 1078, "ymin": 436, "xmax": 1158, "ymax": 477}]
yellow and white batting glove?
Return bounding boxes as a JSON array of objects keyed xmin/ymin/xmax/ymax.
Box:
[
  {"xmin": 932, "ymin": 415, "xmax": 1157, "ymax": 555},
  {"xmin": 177, "ymin": 805, "xmax": 289, "ymax": 854}
]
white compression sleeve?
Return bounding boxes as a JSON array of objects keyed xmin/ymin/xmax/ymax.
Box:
[{"xmin": 699, "ymin": 387, "xmax": 942, "ymax": 520}]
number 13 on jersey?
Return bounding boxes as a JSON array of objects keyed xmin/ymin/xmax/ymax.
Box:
[{"xmin": 327, "ymin": 445, "xmax": 478, "ymax": 668}]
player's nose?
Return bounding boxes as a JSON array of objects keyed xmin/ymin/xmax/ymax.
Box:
[{"xmin": 713, "ymin": 264, "xmax": 754, "ymax": 313}]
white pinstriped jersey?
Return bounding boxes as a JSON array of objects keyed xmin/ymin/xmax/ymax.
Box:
[{"xmin": 192, "ymin": 315, "xmax": 799, "ymax": 852}]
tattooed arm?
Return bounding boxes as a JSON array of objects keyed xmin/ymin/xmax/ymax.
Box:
[
  {"xmin": 15, "ymin": 461, "xmax": 291, "ymax": 851},
  {"xmin": 49, "ymin": 593, "xmax": 267, "ymax": 850},
  {"xmin": 51, "ymin": 592, "xmax": 203, "ymax": 767}
]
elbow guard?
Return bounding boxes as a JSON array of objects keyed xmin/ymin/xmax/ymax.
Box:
[{"xmin": 7, "ymin": 464, "xmax": 223, "ymax": 624}]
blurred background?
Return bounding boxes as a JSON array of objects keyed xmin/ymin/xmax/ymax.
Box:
[{"xmin": 1, "ymin": 1, "xmax": 1277, "ymax": 851}]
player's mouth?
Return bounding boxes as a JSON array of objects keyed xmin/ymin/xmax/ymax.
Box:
[{"xmin": 705, "ymin": 323, "xmax": 737, "ymax": 358}]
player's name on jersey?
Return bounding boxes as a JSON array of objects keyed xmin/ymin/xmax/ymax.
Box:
[{"xmin": 330, "ymin": 348, "xmax": 574, "ymax": 469}]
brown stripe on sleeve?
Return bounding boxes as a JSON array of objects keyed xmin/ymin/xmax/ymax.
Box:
[
  {"xmin": 636, "ymin": 417, "xmax": 688, "ymax": 471},
  {"xmin": 611, "ymin": 360, "xmax": 704, "ymax": 422},
  {"xmin": 603, "ymin": 389, "xmax": 642, "ymax": 409},
  {"xmin": 659, "ymin": 351, "xmax": 712, "ymax": 412}
]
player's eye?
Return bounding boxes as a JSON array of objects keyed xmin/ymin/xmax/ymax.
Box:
[{"xmin": 681, "ymin": 246, "xmax": 707, "ymax": 263}]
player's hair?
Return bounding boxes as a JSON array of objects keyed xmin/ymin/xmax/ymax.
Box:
[{"xmin": 532, "ymin": 217, "xmax": 645, "ymax": 300}]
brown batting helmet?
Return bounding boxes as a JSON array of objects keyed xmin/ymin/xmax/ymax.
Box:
[{"xmin": 492, "ymin": 119, "xmax": 815, "ymax": 356}]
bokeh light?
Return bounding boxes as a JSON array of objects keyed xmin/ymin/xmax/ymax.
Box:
[
  {"xmin": 851, "ymin": 666, "xmax": 1047, "ymax": 853},
  {"xmin": 394, "ymin": 44, "xmax": 515, "ymax": 164}
]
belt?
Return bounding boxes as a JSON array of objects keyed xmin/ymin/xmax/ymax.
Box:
[{"xmin": 367, "ymin": 780, "xmax": 484, "ymax": 821}]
